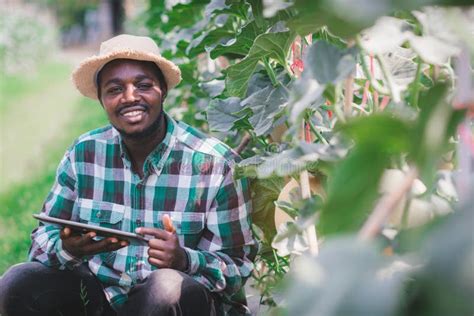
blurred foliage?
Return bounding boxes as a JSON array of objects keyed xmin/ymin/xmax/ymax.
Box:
[
  {"xmin": 0, "ymin": 9, "xmax": 57, "ymax": 75},
  {"xmin": 141, "ymin": 0, "xmax": 472, "ymax": 313},
  {"xmin": 29, "ymin": 0, "xmax": 99, "ymax": 30}
]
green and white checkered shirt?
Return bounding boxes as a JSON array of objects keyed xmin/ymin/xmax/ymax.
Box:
[{"xmin": 28, "ymin": 113, "xmax": 257, "ymax": 314}]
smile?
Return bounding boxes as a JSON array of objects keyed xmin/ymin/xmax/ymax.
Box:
[
  {"xmin": 119, "ymin": 105, "xmax": 148, "ymax": 123},
  {"xmin": 123, "ymin": 110, "xmax": 144, "ymax": 117}
]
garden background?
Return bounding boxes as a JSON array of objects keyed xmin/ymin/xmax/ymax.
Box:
[{"xmin": 1, "ymin": 1, "xmax": 473, "ymax": 315}]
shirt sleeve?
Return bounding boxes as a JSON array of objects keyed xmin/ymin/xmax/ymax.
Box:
[
  {"xmin": 28, "ymin": 150, "xmax": 83, "ymax": 269},
  {"xmin": 183, "ymin": 161, "xmax": 258, "ymax": 298}
]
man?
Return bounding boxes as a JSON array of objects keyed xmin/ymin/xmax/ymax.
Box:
[{"xmin": 0, "ymin": 34, "xmax": 257, "ymax": 316}]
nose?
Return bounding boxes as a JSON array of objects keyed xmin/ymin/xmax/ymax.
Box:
[{"xmin": 122, "ymin": 84, "xmax": 139, "ymax": 103}]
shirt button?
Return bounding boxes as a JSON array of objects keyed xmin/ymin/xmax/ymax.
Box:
[
  {"xmin": 136, "ymin": 219, "xmax": 142, "ymax": 226},
  {"xmin": 96, "ymin": 211, "xmax": 102, "ymax": 218}
]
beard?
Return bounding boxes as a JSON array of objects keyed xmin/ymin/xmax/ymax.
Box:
[{"xmin": 113, "ymin": 109, "xmax": 165, "ymax": 140}]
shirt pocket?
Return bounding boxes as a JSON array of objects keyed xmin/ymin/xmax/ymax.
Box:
[
  {"xmin": 156, "ymin": 211, "xmax": 205, "ymax": 248},
  {"xmin": 76, "ymin": 198, "xmax": 125, "ymax": 230}
]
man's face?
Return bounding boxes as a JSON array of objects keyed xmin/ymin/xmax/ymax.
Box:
[{"xmin": 98, "ymin": 59, "xmax": 166, "ymax": 139}]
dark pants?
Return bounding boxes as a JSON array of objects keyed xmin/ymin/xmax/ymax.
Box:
[{"xmin": 0, "ymin": 262, "xmax": 217, "ymax": 316}]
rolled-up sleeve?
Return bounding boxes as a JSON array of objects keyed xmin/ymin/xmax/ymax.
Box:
[{"xmin": 28, "ymin": 151, "xmax": 82, "ymax": 269}]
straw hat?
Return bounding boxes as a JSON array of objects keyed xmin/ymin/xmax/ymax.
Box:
[{"xmin": 72, "ymin": 34, "xmax": 182, "ymax": 99}]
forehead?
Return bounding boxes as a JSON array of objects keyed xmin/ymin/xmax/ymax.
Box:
[{"xmin": 98, "ymin": 59, "xmax": 159, "ymax": 84}]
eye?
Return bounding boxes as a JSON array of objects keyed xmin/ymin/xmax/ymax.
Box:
[
  {"xmin": 106, "ymin": 86, "xmax": 122, "ymax": 95},
  {"xmin": 137, "ymin": 83, "xmax": 153, "ymax": 90}
]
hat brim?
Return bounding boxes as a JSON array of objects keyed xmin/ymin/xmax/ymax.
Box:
[{"xmin": 72, "ymin": 50, "xmax": 182, "ymax": 100}]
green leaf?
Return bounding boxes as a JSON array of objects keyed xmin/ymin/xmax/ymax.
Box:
[
  {"xmin": 186, "ymin": 16, "xmax": 236, "ymax": 57},
  {"xmin": 287, "ymin": 0, "xmax": 472, "ymax": 38},
  {"xmin": 288, "ymin": 74, "xmax": 325, "ymax": 122},
  {"xmin": 411, "ymin": 83, "xmax": 465, "ymax": 183},
  {"xmin": 282, "ymin": 237, "xmax": 405, "ymax": 316},
  {"xmin": 200, "ymin": 79, "xmax": 225, "ymax": 97},
  {"xmin": 225, "ymin": 27, "xmax": 295, "ymax": 97},
  {"xmin": 257, "ymin": 141, "xmax": 348, "ymax": 178},
  {"xmin": 262, "ymin": 0, "xmax": 293, "ymax": 18},
  {"xmin": 206, "ymin": 97, "xmax": 247, "ymax": 132},
  {"xmin": 305, "ymin": 40, "xmax": 358, "ymax": 85},
  {"xmin": 210, "ymin": 20, "xmax": 261, "ymax": 59},
  {"xmin": 161, "ymin": 1, "xmax": 209, "ymax": 33},
  {"xmin": 251, "ymin": 176, "xmax": 286, "ymax": 244},
  {"xmin": 241, "ymin": 73, "xmax": 291, "ymax": 135},
  {"xmin": 319, "ymin": 115, "xmax": 412, "ymax": 236}
]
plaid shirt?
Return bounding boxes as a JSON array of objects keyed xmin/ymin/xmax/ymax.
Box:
[{"xmin": 28, "ymin": 113, "xmax": 257, "ymax": 314}]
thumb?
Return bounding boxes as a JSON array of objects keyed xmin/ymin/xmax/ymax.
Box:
[{"xmin": 163, "ymin": 214, "xmax": 175, "ymax": 233}]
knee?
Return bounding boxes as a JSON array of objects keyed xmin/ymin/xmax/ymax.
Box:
[
  {"xmin": 146, "ymin": 269, "xmax": 185, "ymax": 306},
  {"xmin": 0, "ymin": 262, "xmax": 44, "ymax": 314}
]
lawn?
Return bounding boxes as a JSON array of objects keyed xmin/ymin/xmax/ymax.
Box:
[{"xmin": 0, "ymin": 63, "xmax": 108, "ymax": 273}]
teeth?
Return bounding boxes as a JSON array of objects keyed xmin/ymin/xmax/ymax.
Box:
[{"xmin": 123, "ymin": 110, "xmax": 143, "ymax": 117}]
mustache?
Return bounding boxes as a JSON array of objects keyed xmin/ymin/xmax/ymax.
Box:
[{"xmin": 115, "ymin": 103, "xmax": 149, "ymax": 114}]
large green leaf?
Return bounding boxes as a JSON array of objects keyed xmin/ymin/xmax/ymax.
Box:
[
  {"xmin": 251, "ymin": 176, "xmax": 286, "ymax": 244},
  {"xmin": 410, "ymin": 83, "xmax": 465, "ymax": 183},
  {"xmin": 160, "ymin": 1, "xmax": 209, "ymax": 33},
  {"xmin": 287, "ymin": 0, "xmax": 474, "ymax": 38},
  {"xmin": 288, "ymin": 40, "xmax": 357, "ymax": 122},
  {"xmin": 210, "ymin": 20, "xmax": 261, "ymax": 59},
  {"xmin": 282, "ymin": 237, "xmax": 406, "ymax": 316},
  {"xmin": 319, "ymin": 115, "xmax": 412, "ymax": 236},
  {"xmin": 225, "ymin": 26, "xmax": 295, "ymax": 97},
  {"xmin": 306, "ymin": 40, "xmax": 358, "ymax": 85},
  {"xmin": 186, "ymin": 16, "xmax": 235, "ymax": 57},
  {"xmin": 241, "ymin": 73, "xmax": 291, "ymax": 135},
  {"xmin": 206, "ymin": 97, "xmax": 247, "ymax": 132}
]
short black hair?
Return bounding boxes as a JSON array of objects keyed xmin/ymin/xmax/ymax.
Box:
[{"xmin": 96, "ymin": 59, "xmax": 168, "ymax": 100}]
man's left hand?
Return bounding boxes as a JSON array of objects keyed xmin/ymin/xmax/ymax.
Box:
[{"xmin": 136, "ymin": 226, "xmax": 188, "ymax": 271}]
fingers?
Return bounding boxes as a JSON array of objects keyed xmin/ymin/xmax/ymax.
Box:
[
  {"xmin": 60, "ymin": 227, "xmax": 96, "ymax": 246},
  {"xmin": 80, "ymin": 237, "xmax": 127, "ymax": 255},
  {"xmin": 148, "ymin": 257, "xmax": 166, "ymax": 268},
  {"xmin": 136, "ymin": 227, "xmax": 171, "ymax": 240},
  {"xmin": 162, "ymin": 214, "xmax": 176, "ymax": 233},
  {"xmin": 61, "ymin": 227, "xmax": 129, "ymax": 256}
]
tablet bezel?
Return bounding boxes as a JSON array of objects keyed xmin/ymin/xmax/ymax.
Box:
[{"xmin": 33, "ymin": 214, "xmax": 151, "ymax": 245}]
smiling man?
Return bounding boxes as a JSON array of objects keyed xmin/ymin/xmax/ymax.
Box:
[{"xmin": 0, "ymin": 35, "xmax": 257, "ymax": 316}]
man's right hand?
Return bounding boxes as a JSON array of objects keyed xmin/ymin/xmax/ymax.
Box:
[{"xmin": 60, "ymin": 227, "xmax": 128, "ymax": 258}]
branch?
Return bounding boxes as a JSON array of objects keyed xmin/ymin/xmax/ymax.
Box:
[
  {"xmin": 235, "ymin": 133, "xmax": 252, "ymax": 154},
  {"xmin": 358, "ymin": 167, "xmax": 418, "ymax": 241},
  {"xmin": 344, "ymin": 74, "xmax": 354, "ymax": 117}
]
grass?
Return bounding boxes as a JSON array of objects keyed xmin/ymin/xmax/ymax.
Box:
[
  {"xmin": 0, "ymin": 62, "xmax": 71, "ymax": 116},
  {"xmin": 0, "ymin": 95, "xmax": 108, "ymax": 274}
]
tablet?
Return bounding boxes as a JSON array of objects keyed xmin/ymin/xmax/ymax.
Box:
[{"xmin": 33, "ymin": 214, "xmax": 152, "ymax": 246}]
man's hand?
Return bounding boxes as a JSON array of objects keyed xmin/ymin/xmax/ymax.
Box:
[
  {"xmin": 60, "ymin": 227, "xmax": 128, "ymax": 258},
  {"xmin": 136, "ymin": 215, "xmax": 187, "ymax": 271}
]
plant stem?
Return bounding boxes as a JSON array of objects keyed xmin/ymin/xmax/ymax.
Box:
[
  {"xmin": 235, "ymin": 133, "xmax": 252, "ymax": 154},
  {"xmin": 358, "ymin": 167, "xmax": 418, "ymax": 240},
  {"xmin": 343, "ymin": 74, "xmax": 354, "ymax": 117},
  {"xmin": 299, "ymin": 121, "xmax": 319, "ymax": 255},
  {"xmin": 263, "ymin": 58, "xmax": 278, "ymax": 87},
  {"xmin": 333, "ymin": 83, "xmax": 346, "ymax": 123},
  {"xmin": 410, "ymin": 57, "xmax": 422, "ymax": 109},
  {"xmin": 272, "ymin": 249, "xmax": 281, "ymax": 272},
  {"xmin": 375, "ymin": 54, "xmax": 400, "ymax": 103},
  {"xmin": 355, "ymin": 37, "xmax": 390, "ymax": 95},
  {"xmin": 307, "ymin": 117, "xmax": 329, "ymax": 145}
]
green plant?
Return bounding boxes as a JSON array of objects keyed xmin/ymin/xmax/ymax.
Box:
[{"xmin": 143, "ymin": 0, "xmax": 473, "ymax": 314}]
